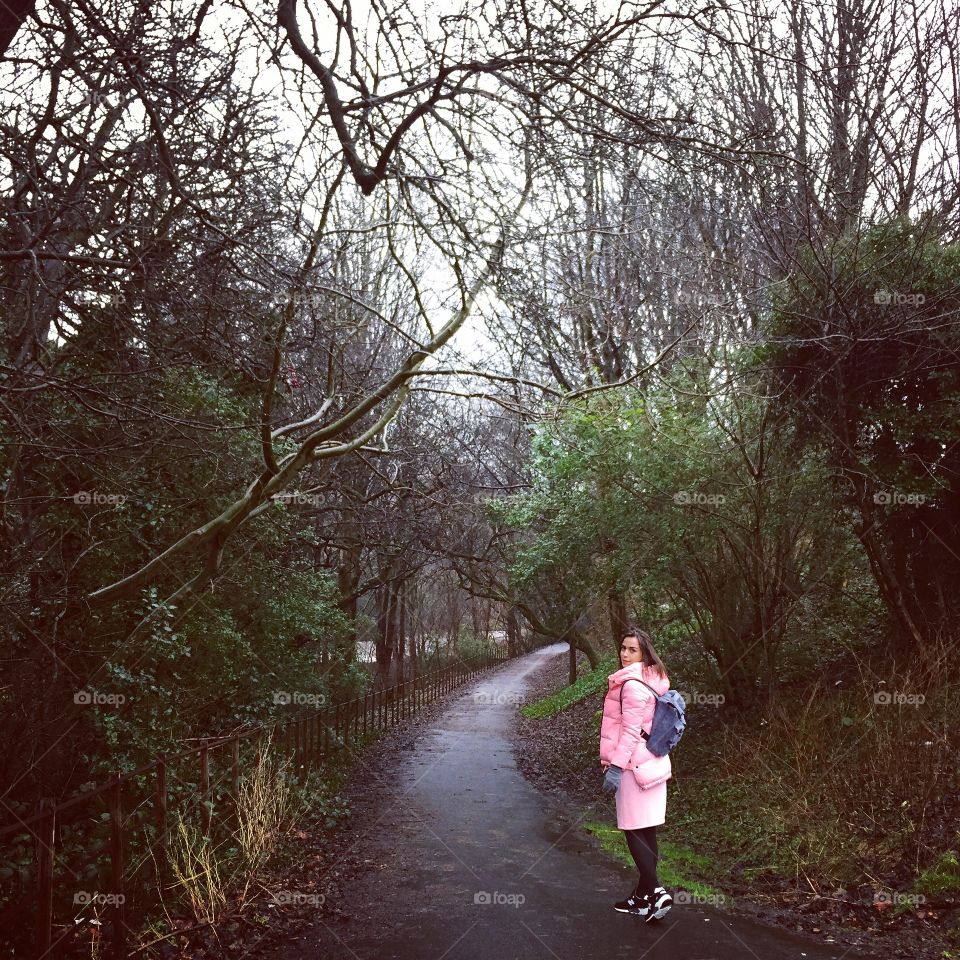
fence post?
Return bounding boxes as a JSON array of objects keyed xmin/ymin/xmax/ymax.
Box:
[
  {"xmin": 109, "ymin": 776, "xmax": 126, "ymax": 960},
  {"xmin": 156, "ymin": 755, "xmax": 168, "ymax": 877},
  {"xmin": 199, "ymin": 739, "xmax": 211, "ymax": 835},
  {"xmin": 35, "ymin": 798, "xmax": 54, "ymax": 960}
]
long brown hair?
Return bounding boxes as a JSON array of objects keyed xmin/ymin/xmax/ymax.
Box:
[{"xmin": 622, "ymin": 625, "xmax": 667, "ymax": 680}]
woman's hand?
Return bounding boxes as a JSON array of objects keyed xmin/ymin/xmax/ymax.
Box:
[{"xmin": 602, "ymin": 765, "xmax": 623, "ymax": 795}]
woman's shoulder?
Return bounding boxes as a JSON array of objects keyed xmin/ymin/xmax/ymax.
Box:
[
  {"xmin": 622, "ymin": 667, "xmax": 658, "ymax": 698},
  {"xmin": 648, "ymin": 667, "xmax": 670, "ymax": 691},
  {"xmin": 640, "ymin": 664, "xmax": 670, "ymax": 692}
]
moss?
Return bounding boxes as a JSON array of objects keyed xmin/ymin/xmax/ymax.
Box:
[{"xmin": 520, "ymin": 654, "xmax": 618, "ymax": 719}]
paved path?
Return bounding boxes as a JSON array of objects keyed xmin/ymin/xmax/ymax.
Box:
[{"xmin": 269, "ymin": 645, "xmax": 882, "ymax": 960}]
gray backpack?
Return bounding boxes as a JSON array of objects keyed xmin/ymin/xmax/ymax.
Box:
[{"xmin": 619, "ymin": 678, "xmax": 687, "ymax": 758}]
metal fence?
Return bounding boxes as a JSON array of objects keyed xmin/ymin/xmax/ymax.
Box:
[{"xmin": 0, "ymin": 651, "xmax": 510, "ymax": 959}]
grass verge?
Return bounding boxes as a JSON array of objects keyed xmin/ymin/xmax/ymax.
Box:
[
  {"xmin": 520, "ymin": 654, "xmax": 618, "ymax": 719},
  {"xmin": 583, "ymin": 820, "xmax": 729, "ymax": 906}
]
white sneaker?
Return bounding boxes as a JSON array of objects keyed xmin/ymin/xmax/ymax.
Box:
[
  {"xmin": 646, "ymin": 887, "xmax": 673, "ymax": 922},
  {"xmin": 614, "ymin": 891, "xmax": 652, "ymax": 917}
]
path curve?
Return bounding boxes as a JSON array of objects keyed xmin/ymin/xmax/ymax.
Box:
[{"xmin": 265, "ymin": 645, "xmax": 882, "ymax": 960}]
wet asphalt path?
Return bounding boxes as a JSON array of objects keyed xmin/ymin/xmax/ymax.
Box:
[{"xmin": 271, "ymin": 644, "xmax": 882, "ymax": 960}]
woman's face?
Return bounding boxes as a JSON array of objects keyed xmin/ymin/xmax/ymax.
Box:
[{"xmin": 620, "ymin": 635, "xmax": 642, "ymax": 667}]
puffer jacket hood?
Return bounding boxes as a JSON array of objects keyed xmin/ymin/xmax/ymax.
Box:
[{"xmin": 599, "ymin": 660, "xmax": 672, "ymax": 790}]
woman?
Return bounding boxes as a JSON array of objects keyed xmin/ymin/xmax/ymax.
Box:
[{"xmin": 599, "ymin": 626, "xmax": 674, "ymax": 922}]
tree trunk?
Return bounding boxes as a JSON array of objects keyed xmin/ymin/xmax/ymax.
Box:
[
  {"xmin": 337, "ymin": 543, "xmax": 361, "ymax": 653},
  {"xmin": 376, "ymin": 581, "xmax": 397, "ymax": 688},
  {"xmin": 607, "ymin": 588, "xmax": 629, "ymax": 655},
  {"xmin": 505, "ymin": 604, "xmax": 521, "ymax": 658},
  {"xmin": 396, "ymin": 579, "xmax": 407, "ymax": 690},
  {"xmin": 569, "ymin": 631, "xmax": 599, "ymax": 670}
]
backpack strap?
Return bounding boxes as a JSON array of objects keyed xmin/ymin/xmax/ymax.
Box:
[{"xmin": 618, "ymin": 677, "xmax": 655, "ymax": 740}]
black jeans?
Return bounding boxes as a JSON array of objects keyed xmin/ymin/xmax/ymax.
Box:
[{"xmin": 624, "ymin": 825, "xmax": 658, "ymax": 897}]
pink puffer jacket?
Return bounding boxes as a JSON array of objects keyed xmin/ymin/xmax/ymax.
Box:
[{"xmin": 599, "ymin": 661, "xmax": 672, "ymax": 790}]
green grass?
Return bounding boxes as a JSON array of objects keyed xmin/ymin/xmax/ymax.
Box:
[
  {"xmin": 520, "ymin": 654, "xmax": 619, "ymax": 719},
  {"xmin": 583, "ymin": 820, "xmax": 730, "ymax": 906},
  {"xmin": 914, "ymin": 849, "xmax": 960, "ymax": 897},
  {"xmin": 523, "ymin": 643, "xmax": 960, "ymax": 913}
]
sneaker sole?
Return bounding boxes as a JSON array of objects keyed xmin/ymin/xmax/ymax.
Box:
[
  {"xmin": 613, "ymin": 905, "xmax": 651, "ymax": 916},
  {"xmin": 645, "ymin": 905, "xmax": 672, "ymax": 922}
]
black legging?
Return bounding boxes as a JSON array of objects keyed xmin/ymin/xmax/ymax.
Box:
[{"xmin": 624, "ymin": 826, "xmax": 659, "ymax": 897}]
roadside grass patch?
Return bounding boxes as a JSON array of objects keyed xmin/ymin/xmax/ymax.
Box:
[
  {"xmin": 521, "ymin": 654, "xmax": 618, "ymax": 719},
  {"xmin": 914, "ymin": 849, "xmax": 960, "ymax": 898},
  {"xmin": 583, "ymin": 820, "xmax": 727, "ymax": 904}
]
